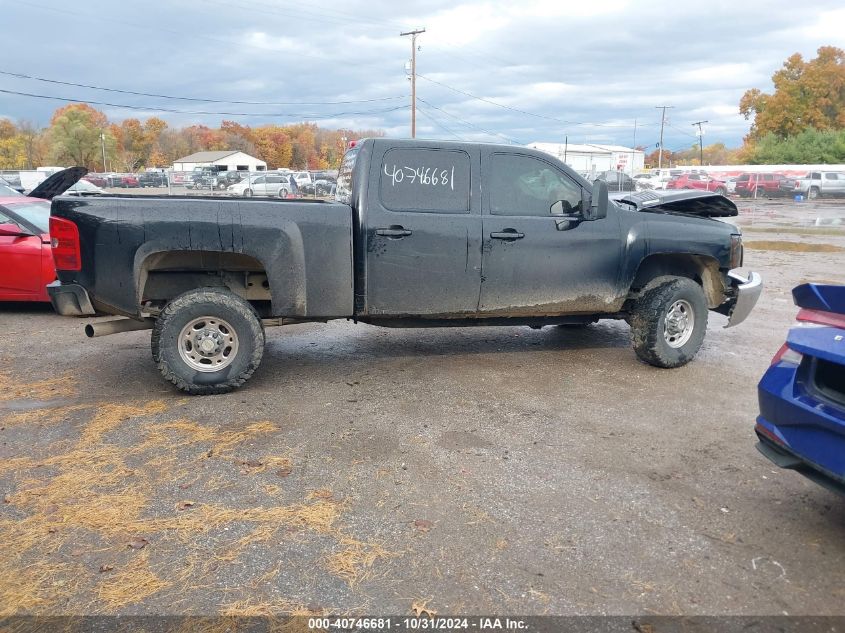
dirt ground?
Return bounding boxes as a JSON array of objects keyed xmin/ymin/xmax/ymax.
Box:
[{"xmin": 1, "ymin": 197, "xmax": 844, "ymax": 617}]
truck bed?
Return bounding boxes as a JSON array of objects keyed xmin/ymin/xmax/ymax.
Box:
[{"xmin": 50, "ymin": 194, "xmax": 355, "ymax": 318}]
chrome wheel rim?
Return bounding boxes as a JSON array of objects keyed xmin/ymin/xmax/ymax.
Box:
[
  {"xmin": 178, "ymin": 317, "xmax": 239, "ymax": 372},
  {"xmin": 664, "ymin": 299, "xmax": 695, "ymax": 348}
]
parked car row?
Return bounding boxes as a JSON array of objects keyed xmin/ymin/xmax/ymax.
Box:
[{"xmin": 629, "ymin": 170, "xmax": 845, "ymax": 199}]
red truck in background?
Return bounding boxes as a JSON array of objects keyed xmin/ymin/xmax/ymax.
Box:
[
  {"xmin": 665, "ymin": 173, "xmax": 728, "ymax": 196},
  {"xmin": 735, "ymin": 173, "xmax": 787, "ymax": 198}
]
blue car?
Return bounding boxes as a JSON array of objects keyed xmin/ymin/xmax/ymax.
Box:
[{"xmin": 756, "ymin": 283, "xmax": 845, "ymax": 495}]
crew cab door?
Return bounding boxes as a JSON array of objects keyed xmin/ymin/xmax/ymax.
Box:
[
  {"xmin": 363, "ymin": 144, "xmax": 482, "ymax": 316},
  {"xmin": 0, "ymin": 208, "xmax": 42, "ymax": 299},
  {"xmin": 478, "ymin": 150, "xmax": 623, "ymax": 316},
  {"xmin": 823, "ymin": 172, "xmax": 845, "ymax": 195}
]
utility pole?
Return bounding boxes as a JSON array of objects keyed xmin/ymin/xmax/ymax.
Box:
[
  {"xmin": 400, "ymin": 28, "xmax": 425, "ymax": 138},
  {"xmin": 655, "ymin": 105, "xmax": 673, "ymax": 170},
  {"xmin": 100, "ymin": 132, "xmax": 107, "ymax": 172},
  {"xmin": 692, "ymin": 120, "xmax": 708, "ymax": 166},
  {"xmin": 631, "ymin": 118, "xmax": 637, "ymax": 176}
]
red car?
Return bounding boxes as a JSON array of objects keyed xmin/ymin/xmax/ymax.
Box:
[
  {"xmin": 0, "ymin": 167, "xmax": 87, "ymax": 302},
  {"xmin": 665, "ymin": 173, "xmax": 728, "ymax": 196},
  {"xmin": 0, "ymin": 196, "xmax": 55, "ymax": 301},
  {"xmin": 82, "ymin": 174, "xmax": 108, "ymax": 187}
]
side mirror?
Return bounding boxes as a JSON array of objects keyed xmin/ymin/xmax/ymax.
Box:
[
  {"xmin": 584, "ymin": 180, "xmax": 609, "ymax": 221},
  {"xmin": 550, "ymin": 200, "xmax": 566, "ymax": 216},
  {"xmin": 0, "ymin": 223, "xmax": 31, "ymax": 237}
]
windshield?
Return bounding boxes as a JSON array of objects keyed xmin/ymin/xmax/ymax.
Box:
[
  {"xmin": 5, "ymin": 200, "xmax": 50, "ymax": 232},
  {"xmin": 0, "ymin": 183, "xmax": 23, "ymax": 197}
]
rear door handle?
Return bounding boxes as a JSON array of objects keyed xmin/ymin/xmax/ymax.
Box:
[
  {"xmin": 490, "ymin": 230, "xmax": 525, "ymax": 240},
  {"xmin": 376, "ymin": 226, "xmax": 412, "ymax": 238}
]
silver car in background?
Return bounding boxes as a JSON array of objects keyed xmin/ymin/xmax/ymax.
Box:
[{"xmin": 227, "ymin": 173, "xmax": 292, "ymax": 197}]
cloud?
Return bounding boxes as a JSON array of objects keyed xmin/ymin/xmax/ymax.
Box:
[{"xmin": 0, "ymin": 0, "xmax": 841, "ymax": 149}]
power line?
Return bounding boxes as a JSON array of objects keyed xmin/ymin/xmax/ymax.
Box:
[
  {"xmin": 415, "ymin": 104, "xmax": 467, "ymax": 141},
  {"xmin": 0, "ymin": 88, "xmax": 409, "ymax": 120},
  {"xmin": 416, "ymin": 98, "xmax": 521, "ymax": 144},
  {"xmin": 417, "ymin": 74, "xmax": 656, "ymax": 129},
  {"xmin": 666, "ymin": 122, "xmax": 699, "ymax": 139},
  {"xmin": 0, "ymin": 69, "xmax": 408, "ymax": 106}
]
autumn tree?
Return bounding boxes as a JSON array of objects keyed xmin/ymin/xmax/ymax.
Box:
[
  {"xmin": 4, "ymin": 104, "xmax": 382, "ymax": 171},
  {"xmin": 47, "ymin": 103, "xmax": 114, "ymax": 170},
  {"xmin": 252, "ymin": 125, "xmax": 293, "ymax": 168},
  {"xmin": 740, "ymin": 46, "xmax": 845, "ymax": 140}
]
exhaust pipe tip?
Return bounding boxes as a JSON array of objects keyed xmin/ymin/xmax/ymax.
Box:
[{"xmin": 84, "ymin": 318, "xmax": 154, "ymax": 338}]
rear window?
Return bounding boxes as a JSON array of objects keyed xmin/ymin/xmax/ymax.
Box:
[
  {"xmin": 335, "ymin": 147, "xmax": 359, "ymax": 205},
  {"xmin": 737, "ymin": 174, "xmax": 750, "ymax": 181},
  {"xmin": 4, "ymin": 201, "xmax": 50, "ymax": 232},
  {"xmin": 379, "ymin": 148, "xmax": 470, "ymax": 214}
]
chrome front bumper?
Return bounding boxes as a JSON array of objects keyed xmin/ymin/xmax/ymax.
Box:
[{"xmin": 723, "ymin": 271, "xmax": 763, "ymax": 328}]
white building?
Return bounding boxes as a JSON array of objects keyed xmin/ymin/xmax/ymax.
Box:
[
  {"xmin": 527, "ymin": 142, "xmax": 645, "ymax": 176},
  {"xmin": 172, "ymin": 151, "xmax": 266, "ymax": 172}
]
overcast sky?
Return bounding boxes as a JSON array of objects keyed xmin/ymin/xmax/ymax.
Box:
[{"xmin": 1, "ymin": 0, "xmax": 842, "ymax": 151}]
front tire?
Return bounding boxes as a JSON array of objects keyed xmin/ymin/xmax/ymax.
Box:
[
  {"xmin": 151, "ymin": 288, "xmax": 264, "ymax": 394},
  {"xmin": 715, "ymin": 187, "xmax": 727, "ymax": 196},
  {"xmin": 629, "ymin": 277, "xmax": 708, "ymax": 368},
  {"xmin": 808, "ymin": 186, "xmax": 820, "ymax": 199}
]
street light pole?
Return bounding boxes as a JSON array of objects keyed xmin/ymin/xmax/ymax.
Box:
[
  {"xmin": 400, "ymin": 28, "xmax": 425, "ymax": 139},
  {"xmin": 100, "ymin": 132, "xmax": 107, "ymax": 172}
]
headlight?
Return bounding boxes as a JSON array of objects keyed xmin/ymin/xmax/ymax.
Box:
[{"xmin": 730, "ymin": 234, "xmax": 743, "ymax": 269}]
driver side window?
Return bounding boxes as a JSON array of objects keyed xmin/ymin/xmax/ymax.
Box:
[{"xmin": 489, "ymin": 153, "xmax": 583, "ymax": 216}]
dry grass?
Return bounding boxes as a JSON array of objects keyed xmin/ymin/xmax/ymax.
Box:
[
  {"xmin": 0, "ymin": 371, "xmax": 77, "ymax": 401},
  {"xmin": 324, "ymin": 537, "xmax": 394, "ymax": 587},
  {"xmin": 0, "ymin": 404, "xmax": 88, "ymax": 429},
  {"xmin": 744, "ymin": 240, "xmax": 845, "ymax": 253},
  {"xmin": 80, "ymin": 401, "xmax": 168, "ymax": 444},
  {"xmin": 97, "ymin": 551, "xmax": 170, "ymax": 609},
  {"xmin": 0, "ymin": 398, "xmax": 393, "ymax": 615}
]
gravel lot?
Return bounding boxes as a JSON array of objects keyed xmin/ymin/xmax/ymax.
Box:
[{"xmin": 1, "ymin": 197, "xmax": 844, "ymax": 617}]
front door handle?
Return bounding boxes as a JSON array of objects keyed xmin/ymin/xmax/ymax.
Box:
[
  {"xmin": 490, "ymin": 229, "xmax": 525, "ymax": 241},
  {"xmin": 376, "ymin": 226, "xmax": 412, "ymax": 238}
]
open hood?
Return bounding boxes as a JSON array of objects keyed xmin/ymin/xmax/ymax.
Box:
[
  {"xmin": 615, "ymin": 189, "xmax": 738, "ymax": 217},
  {"xmin": 793, "ymin": 283, "xmax": 845, "ymax": 315},
  {"xmin": 28, "ymin": 166, "xmax": 88, "ymax": 200}
]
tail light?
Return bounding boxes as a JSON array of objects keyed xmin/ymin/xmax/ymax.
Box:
[
  {"xmin": 796, "ymin": 308, "xmax": 845, "ymax": 329},
  {"xmin": 49, "ymin": 216, "xmax": 82, "ymax": 271},
  {"xmin": 770, "ymin": 343, "xmax": 803, "ymax": 366},
  {"xmin": 729, "ymin": 234, "xmax": 743, "ymax": 268}
]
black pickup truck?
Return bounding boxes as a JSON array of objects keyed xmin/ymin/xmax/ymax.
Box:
[{"xmin": 47, "ymin": 138, "xmax": 762, "ymax": 394}]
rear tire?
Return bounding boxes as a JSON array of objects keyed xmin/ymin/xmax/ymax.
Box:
[
  {"xmin": 715, "ymin": 187, "xmax": 727, "ymax": 196},
  {"xmin": 151, "ymin": 288, "xmax": 264, "ymax": 395},
  {"xmin": 629, "ymin": 277, "xmax": 708, "ymax": 368}
]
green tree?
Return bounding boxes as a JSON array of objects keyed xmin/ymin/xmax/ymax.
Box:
[
  {"xmin": 47, "ymin": 104, "xmax": 115, "ymax": 169},
  {"xmin": 744, "ymin": 128, "xmax": 845, "ymax": 164},
  {"xmin": 740, "ymin": 46, "xmax": 845, "ymax": 139}
]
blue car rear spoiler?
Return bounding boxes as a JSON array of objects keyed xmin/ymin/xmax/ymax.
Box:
[{"xmin": 793, "ymin": 283, "xmax": 845, "ymax": 315}]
